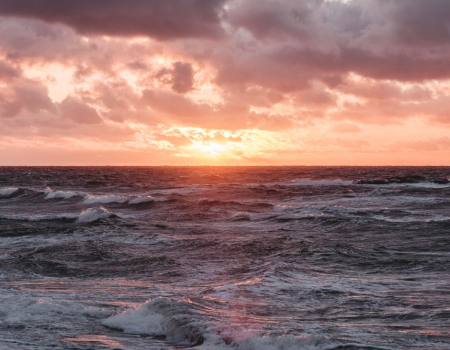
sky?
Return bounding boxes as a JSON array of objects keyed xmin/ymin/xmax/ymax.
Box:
[{"xmin": 1, "ymin": 0, "xmax": 450, "ymax": 165}]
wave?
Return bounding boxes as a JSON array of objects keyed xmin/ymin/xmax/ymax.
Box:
[
  {"xmin": 0, "ymin": 187, "xmax": 19, "ymax": 196},
  {"xmin": 0, "ymin": 207, "xmax": 115, "ymax": 223},
  {"xmin": 83, "ymin": 195, "xmax": 129, "ymax": 204},
  {"xmin": 287, "ymin": 179, "xmax": 353, "ymax": 186},
  {"xmin": 102, "ymin": 298, "xmax": 360, "ymax": 350},
  {"xmin": 0, "ymin": 212, "xmax": 79, "ymax": 222},
  {"xmin": 102, "ymin": 297, "xmax": 207, "ymax": 347},
  {"xmin": 146, "ymin": 186, "xmax": 207, "ymax": 195},
  {"xmin": 77, "ymin": 207, "xmax": 115, "ymax": 223},
  {"xmin": 198, "ymin": 198, "xmax": 273, "ymax": 209},
  {"xmin": 371, "ymin": 214, "xmax": 450, "ymax": 223},
  {"xmin": 355, "ymin": 179, "xmax": 450, "ymax": 188},
  {"xmin": 44, "ymin": 187, "xmax": 79, "ymax": 199},
  {"xmin": 0, "ymin": 292, "xmax": 113, "ymax": 329},
  {"xmin": 83, "ymin": 194, "xmax": 167, "ymax": 205}
]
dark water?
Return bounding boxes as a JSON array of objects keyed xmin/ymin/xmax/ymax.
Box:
[{"xmin": 0, "ymin": 167, "xmax": 449, "ymax": 350}]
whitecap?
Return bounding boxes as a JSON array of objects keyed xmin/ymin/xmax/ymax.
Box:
[
  {"xmin": 102, "ymin": 297, "xmax": 206, "ymax": 347},
  {"xmin": 76, "ymin": 208, "xmax": 114, "ymax": 223},
  {"xmin": 82, "ymin": 195, "xmax": 128, "ymax": 204},
  {"xmin": 44, "ymin": 187, "xmax": 78, "ymax": 199},
  {"xmin": 0, "ymin": 187, "xmax": 19, "ymax": 196}
]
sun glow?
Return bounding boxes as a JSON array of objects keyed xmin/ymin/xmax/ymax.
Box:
[{"xmin": 190, "ymin": 141, "xmax": 227, "ymax": 157}]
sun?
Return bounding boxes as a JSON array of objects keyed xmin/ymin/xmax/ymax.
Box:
[{"xmin": 190, "ymin": 141, "xmax": 227, "ymax": 157}]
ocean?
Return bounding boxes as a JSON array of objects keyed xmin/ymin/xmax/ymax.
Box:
[{"xmin": 0, "ymin": 166, "xmax": 449, "ymax": 350}]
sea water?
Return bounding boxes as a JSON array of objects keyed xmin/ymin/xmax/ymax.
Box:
[{"xmin": 0, "ymin": 166, "xmax": 449, "ymax": 350}]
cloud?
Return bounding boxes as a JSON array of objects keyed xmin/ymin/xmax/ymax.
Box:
[
  {"xmin": 0, "ymin": 0, "xmax": 226, "ymax": 40},
  {"xmin": 171, "ymin": 62, "xmax": 194, "ymax": 93},
  {"xmin": 0, "ymin": 60, "xmax": 21, "ymax": 80},
  {"xmin": 1, "ymin": 0, "xmax": 450, "ymax": 164},
  {"xmin": 59, "ymin": 96, "xmax": 102, "ymax": 124},
  {"xmin": 0, "ymin": 80, "xmax": 56, "ymax": 118}
]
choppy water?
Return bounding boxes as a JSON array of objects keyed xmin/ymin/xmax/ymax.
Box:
[{"xmin": 0, "ymin": 166, "xmax": 449, "ymax": 350}]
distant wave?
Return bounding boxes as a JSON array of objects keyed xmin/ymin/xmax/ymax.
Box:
[
  {"xmin": 0, "ymin": 212, "xmax": 79, "ymax": 222},
  {"xmin": 83, "ymin": 194, "xmax": 167, "ymax": 205},
  {"xmin": 0, "ymin": 207, "xmax": 115, "ymax": 223},
  {"xmin": 287, "ymin": 179, "xmax": 353, "ymax": 186},
  {"xmin": 0, "ymin": 187, "xmax": 20, "ymax": 196},
  {"xmin": 44, "ymin": 187, "xmax": 79, "ymax": 199},
  {"xmin": 77, "ymin": 207, "xmax": 116, "ymax": 223}
]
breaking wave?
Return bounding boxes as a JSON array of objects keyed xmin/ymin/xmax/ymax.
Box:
[
  {"xmin": 77, "ymin": 207, "xmax": 116, "ymax": 223},
  {"xmin": 102, "ymin": 298, "xmax": 361, "ymax": 350},
  {"xmin": 83, "ymin": 194, "xmax": 167, "ymax": 205},
  {"xmin": 44, "ymin": 187, "xmax": 79, "ymax": 199},
  {"xmin": 102, "ymin": 297, "xmax": 207, "ymax": 347},
  {"xmin": 0, "ymin": 187, "xmax": 19, "ymax": 196}
]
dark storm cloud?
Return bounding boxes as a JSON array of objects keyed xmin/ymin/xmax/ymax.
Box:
[{"xmin": 0, "ymin": 0, "xmax": 226, "ymax": 40}]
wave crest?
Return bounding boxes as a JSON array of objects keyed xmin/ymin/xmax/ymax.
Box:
[
  {"xmin": 102, "ymin": 297, "xmax": 206, "ymax": 347},
  {"xmin": 0, "ymin": 187, "xmax": 19, "ymax": 196},
  {"xmin": 77, "ymin": 207, "xmax": 115, "ymax": 223},
  {"xmin": 44, "ymin": 187, "xmax": 78, "ymax": 199}
]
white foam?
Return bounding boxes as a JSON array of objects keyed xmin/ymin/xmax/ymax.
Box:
[
  {"xmin": 0, "ymin": 187, "xmax": 19, "ymax": 196},
  {"xmin": 83, "ymin": 194, "xmax": 166, "ymax": 205},
  {"xmin": 44, "ymin": 187, "xmax": 78, "ymax": 200},
  {"xmin": 83, "ymin": 195, "xmax": 128, "ymax": 204},
  {"xmin": 102, "ymin": 302, "xmax": 164, "ymax": 335},
  {"xmin": 0, "ymin": 254, "xmax": 14, "ymax": 261},
  {"xmin": 103, "ymin": 298, "xmax": 207, "ymax": 347},
  {"xmin": 76, "ymin": 208, "xmax": 114, "ymax": 223},
  {"xmin": 0, "ymin": 293, "xmax": 113, "ymax": 329}
]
